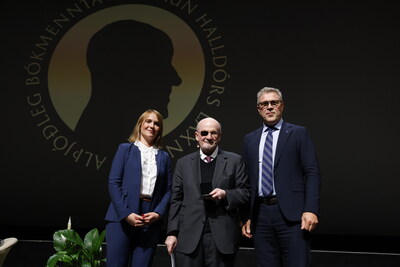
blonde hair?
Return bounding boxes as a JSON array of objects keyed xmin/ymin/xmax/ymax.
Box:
[{"xmin": 128, "ymin": 109, "xmax": 164, "ymax": 148}]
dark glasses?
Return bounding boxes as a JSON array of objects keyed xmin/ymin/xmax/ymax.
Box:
[{"xmin": 199, "ymin": 131, "xmax": 218, "ymax": 137}]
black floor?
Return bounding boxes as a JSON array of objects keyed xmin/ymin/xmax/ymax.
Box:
[
  {"xmin": 3, "ymin": 240, "xmax": 400, "ymax": 267},
  {"xmin": 2, "ymin": 226, "xmax": 400, "ymax": 267}
]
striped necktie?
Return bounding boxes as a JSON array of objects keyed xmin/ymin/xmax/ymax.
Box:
[{"xmin": 261, "ymin": 127, "xmax": 275, "ymax": 196}]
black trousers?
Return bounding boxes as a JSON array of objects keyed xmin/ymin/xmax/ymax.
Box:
[
  {"xmin": 253, "ymin": 202, "xmax": 310, "ymax": 267},
  {"xmin": 175, "ymin": 221, "xmax": 236, "ymax": 267}
]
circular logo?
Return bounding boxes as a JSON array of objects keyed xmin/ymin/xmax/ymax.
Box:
[
  {"xmin": 48, "ymin": 4, "xmax": 205, "ymax": 136},
  {"xmin": 26, "ymin": 1, "xmax": 228, "ymax": 170}
]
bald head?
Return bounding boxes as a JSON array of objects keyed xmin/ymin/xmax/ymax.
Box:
[
  {"xmin": 195, "ymin": 117, "xmax": 222, "ymax": 155},
  {"xmin": 197, "ymin": 117, "xmax": 221, "ymax": 133}
]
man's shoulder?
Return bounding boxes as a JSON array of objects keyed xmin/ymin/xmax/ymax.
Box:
[
  {"xmin": 218, "ymin": 150, "xmax": 242, "ymax": 161},
  {"xmin": 282, "ymin": 121, "xmax": 307, "ymax": 132},
  {"xmin": 176, "ymin": 151, "xmax": 198, "ymax": 162}
]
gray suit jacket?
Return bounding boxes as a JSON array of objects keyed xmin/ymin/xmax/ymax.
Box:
[{"xmin": 167, "ymin": 149, "xmax": 250, "ymax": 255}]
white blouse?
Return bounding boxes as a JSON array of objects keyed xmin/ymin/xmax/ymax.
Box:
[{"xmin": 135, "ymin": 141, "xmax": 158, "ymax": 197}]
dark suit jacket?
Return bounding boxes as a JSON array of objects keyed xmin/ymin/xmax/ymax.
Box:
[
  {"xmin": 243, "ymin": 121, "xmax": 321, "ymax": 224},
  {"xmin": 105, "ymin": 143, "xmax": 172, "ymax": 226},
  {"xmin": 167, "ymin": 149, "xmax": 250, "ymax": 255}
]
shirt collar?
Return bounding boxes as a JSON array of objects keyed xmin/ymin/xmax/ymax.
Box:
[
  {"xmin": 200, "ymin": 146, "xmax": 219, "ymax": 161},
  {"xmin": 263, "ymin": 119, "xmax": 283, "ymax": 132},
  {"xmin": 134, "ymin": 140, "xmax": 158, "ymax": 154}
]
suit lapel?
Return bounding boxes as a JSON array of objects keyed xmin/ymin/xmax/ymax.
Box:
[
  {"xmin": 252, "ymin": 128, "xmax": 263, "ymax": 185},
  {"xmin": 190, "ymin": 152, "xmax": 202, "ymax": 194},
  {"xmin": 253, "ymin": 127, "xmax": 263, "ymax": 156},
  {"xmin": 212, "ymin": 150, "xmax": 227, "ymax": 187},
  {"xmin": 130, "ymin": 145, "xmax": 142, "ymax": 179},
  {"xmin": 274, "ymin": 122, "xmax": 293, "ymax": 167},
  {"xmin": 156, "ymin": 150, "xmax": 161, "ymax": 177},
  {"xmin": 129, "ymin": 145, "xmax": 142, "ymax": 211},
  {"xmin": 152, "ymin": 150, "xmax": 162, "ymax": 198}
]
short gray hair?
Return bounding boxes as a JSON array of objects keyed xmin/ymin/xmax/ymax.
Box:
[{"xmin": 256, "ymin": 87, "xmax": 283, "ymax": 104}]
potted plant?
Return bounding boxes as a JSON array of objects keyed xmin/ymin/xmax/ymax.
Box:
[{"xmin": 46, "ymin": 218, "xmax": 106, "ymax": 267}]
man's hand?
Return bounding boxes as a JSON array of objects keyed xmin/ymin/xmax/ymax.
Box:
[
  {"xmin": 125, "ymin": 213, "xmax": 145, "ymax": 227},
  {"xmin": 301, "ymin": 212, "xmax": 319, "ymax": 232},
  {"xmin": 165, "ymin": 235, "xmax": 177, "ymax": 255},
  {"xmin": 209, "ymin": 188, "xmax": 226, "ymax": 201},
  {"xmin": 241, "ymin": 219, "xmax": 252, "ymax": 238}
]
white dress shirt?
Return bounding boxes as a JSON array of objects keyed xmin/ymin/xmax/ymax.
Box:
[
  {"xmin": 200, "ymin": 147, "xmax": 219, "ymax": 163},
  {"xmin": 135, "ymin": 141, "xmax": 158, "ymax": 197}
]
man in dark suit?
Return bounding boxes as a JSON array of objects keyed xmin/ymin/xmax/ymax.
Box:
[
  {"xmin": 165, "ymin": 117, "xmax": 250, "ymax": 267},
  {"xmin": 242, "ymin": 87, "xmax": 321, "ymax": 267}
]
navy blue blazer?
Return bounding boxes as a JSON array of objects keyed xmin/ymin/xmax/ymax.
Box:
[
  {"xmin": 243, "ymin": 121, "xmax": 321, "ymax": 223},
  {"xmin": 105, "ymin": 143, "xmax": 172, "ymax": 225}
]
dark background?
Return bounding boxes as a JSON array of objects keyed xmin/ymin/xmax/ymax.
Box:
[{"xmin": 1, "ymin": 1, "xmax": 399, "ymax": 252}]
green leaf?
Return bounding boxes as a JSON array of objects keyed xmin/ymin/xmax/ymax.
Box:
[
  {"xmin": 84, "ymin": 228, "xmax": 106, "ymax": 259},
  {"xmin": 79, "ymin": 249, "xmax": 92, "ymax": 263},
  {"xmin": 58, "ymin": 252, "xmax": 74, "ymax": 263},
  {"xmin": 84, "ymin": 228, "xmax": 99, "ymax": 253},
  {"xmin": 93, "ymin": 229, "xmax": 106, "ymax": 259},
  {"xmin": 47, "ymin": 252, "xmax": 75, "ymax": 266},
  {"xmin": 46, "ymin": 254, "xmax": 62, "ymax": 267},
  {"xmin": 53, "ymin": 231, "xmax": 67, "ymax": 251},
  {"xmin": 49, "ymin": 228, "xmax": 106, "ymax": 266},
  {"xmin": 58, "ymin": 229, "xmax": 84, "ymax": 247}
]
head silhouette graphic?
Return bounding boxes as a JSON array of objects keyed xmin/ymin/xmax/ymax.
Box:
[{"xmin": 75, "ymin": 20, "xmax": 182, "ymax": 157}]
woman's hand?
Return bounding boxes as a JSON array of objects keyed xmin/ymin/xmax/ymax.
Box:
[
  {"xmin": 142, "ymin": 212, "xmax": 160, "ymax": 225},
  {"xmin": 125, "ymin": 213, "xmax": 145, "ymax": 227}
]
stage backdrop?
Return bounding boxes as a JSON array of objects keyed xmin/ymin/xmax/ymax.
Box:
[{"xmin": 1, "ymin": 0, "xmax": 399, "ymax": 240}]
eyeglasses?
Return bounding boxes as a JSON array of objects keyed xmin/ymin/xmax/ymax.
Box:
[
  {"xmin": 199, "ymin": 130, "xmax": 219, "ymax": 137},
  {"xmin": 257, "ymin": 100, "xmax": 282, "ymax": 109}
]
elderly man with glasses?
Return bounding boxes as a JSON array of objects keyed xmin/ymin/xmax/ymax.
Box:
[{"xmin": 165, "ymin": 117, "xmax": 250, "ymax": 267}]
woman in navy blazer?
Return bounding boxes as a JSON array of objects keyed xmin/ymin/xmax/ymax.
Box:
[{"xmin": 105, "ymin": 109, "xmax": 172, "ymax": 267}]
